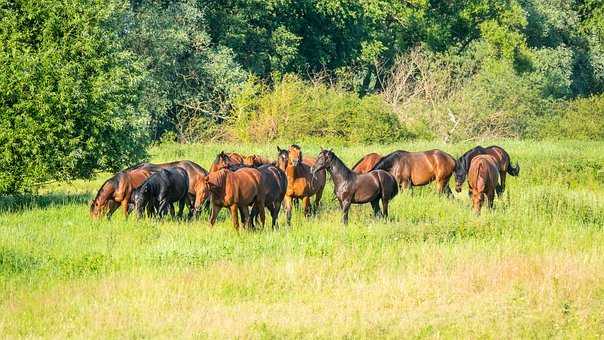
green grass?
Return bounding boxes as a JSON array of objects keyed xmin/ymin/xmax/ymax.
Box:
[{"xmin": 1, "ymin": 140, "xmax": 603, "ymax": 338}]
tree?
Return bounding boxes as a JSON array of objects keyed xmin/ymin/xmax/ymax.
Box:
[{"xmin": 0, "ymin": 0, "xmax": 150, "ymax": 194}]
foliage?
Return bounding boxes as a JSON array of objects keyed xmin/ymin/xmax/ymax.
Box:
[
  {"xmin": 229, "ymin": 75, "xmax": 407, "ymax": 144},
  {"xmin": 0, "ymin": 0, "xmax": 149, "ymax": 194}
]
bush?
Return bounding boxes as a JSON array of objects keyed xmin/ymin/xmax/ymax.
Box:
[
  {"xmin": 228, "ymin": 75, "xmax": 407, "ymax": 144},
  {"xmin": 0, "ymin": 0, "xmax": 150, "ymax": 194},
  {"xmin": 539, "ymin": 95, "xmax": 604, "ymax": 140}
]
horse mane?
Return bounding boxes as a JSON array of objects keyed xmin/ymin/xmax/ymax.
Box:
[
  {"xmin": 329, "ymin": 152, "xmax": 354, "ymax": 180},
  {"xmin": 124, "ymin": 162, "xmax": 150, "ymax": 171},
  {"xmin": 459, "ymin": 146, "xmax": 486, "ymax": 170},
  {"xmin": 371, "ymin": 150, "xmax": 405, "ymax": 171}
]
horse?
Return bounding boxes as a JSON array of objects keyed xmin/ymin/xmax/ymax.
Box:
[
  {"xmin": 454, "ymin": 145, "xmax": 519, "ymax": 194},
  {"xmin": 351, "ymin": 153, "xmax": 382, "ymax": 174},
  {"xmin": 90, "ymin": 160, "xmax": 207, "ymax": 219},
  {"xmin": 243, "ymin": 154, "xmax": 273, "ymax": 167},
  {"xmin": 312, "ymin": 149, "xmax": 398, "ymax": 224},
  {"xmin": 276, "ymin": 145, "xmax": 326, "ymax": 224},
  {"xmin": 210, "ymin": 151, "xmax": 244, "ymax": 172},
  {"xmin": 467, "ymin": 155, "xmax": 500, "ymax": 214},
  {"xmin": 194, "ymin": 167, "xmax": 265, "ymax": 230},
  {"xmin": 132, "ymin": 167, "xmax": 190, "ymax": 219},
  {"xmin": 371, "ymin": 149, "xmax": 456, "ymax": 195},
  {"xmin": 250, "ymin": 164, "xmax": 287, "ymax": 229}
]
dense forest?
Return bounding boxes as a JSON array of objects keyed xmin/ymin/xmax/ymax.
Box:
[{"xmin": 1, "ymin": 0, "xmax": 603, "ymax": 193}]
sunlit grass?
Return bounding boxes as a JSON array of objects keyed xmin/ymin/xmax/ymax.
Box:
[{"xmin": 1, "ymin": 140, "xmax": 603, "ymax": 337}]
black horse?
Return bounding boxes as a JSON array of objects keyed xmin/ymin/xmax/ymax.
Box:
[
  {"xmin": 455, "ymin": 145, "xmax": 520, "ymax": 194},
  {"xmin": 312, "ymin": 149, "xmax": 398, "ymax": 224},
  {"xmin": 132, "ymin": 167, "xmax": 191, "ymax": 219}
]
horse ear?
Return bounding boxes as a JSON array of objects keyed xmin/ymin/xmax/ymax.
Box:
[
  {"xmin": 320, "ymin": 146, "xmax": 324, "ymax": 151},
  {"xmin": 277, "ymin": 146, "xmax": 283, "ymax": 152}
]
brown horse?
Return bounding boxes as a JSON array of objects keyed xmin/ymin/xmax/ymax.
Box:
[
  {"xmin": 455, "ymin": 145, "xmax": 519, "ymax": 194},
  {"xmin": 210, "ymin": 152, "xmax": 244, "ymax": 172},
  {"xmin": 243, "ymin": 154, "xmax": 273, "ymax": 167},
  {"xmin": 467, "ymin": 155, "xmax": 500, "ymax": 214},
  {"xmin": 312, "ymin": 149, "xmax": 398, "ymax": 224},
  {"xmin": 276, "ymin": 145, "xmax": 326, "ymax": 224},
  {"xmin": 352, "ymin": 153, "xmax": 382, "ymax": 174},
  {"xmin": 371, "ymin": 149, "xmax": 456, "ymax": 195},
  {"xmin": 90, "ymin": 160, "xmax": 207, "ymax": 219},
  {"xmin": 194, "ymin": 168, "xmax": 265, "ymax": 230},
  {"xmin": 250, "ymin": 164, "xmax": 287, "ymax": 229}
]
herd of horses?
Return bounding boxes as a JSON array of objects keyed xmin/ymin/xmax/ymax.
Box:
[{"xmin": 90, "ymin": 145, "xmax": 520, "ymax": 229}]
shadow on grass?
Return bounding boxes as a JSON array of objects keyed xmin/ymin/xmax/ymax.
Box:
[{"xmin": 0, "ymin": 193, "xmax": 91, "ymax": 213}]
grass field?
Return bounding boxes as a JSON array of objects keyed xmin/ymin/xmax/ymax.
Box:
[{"xmin": 1, "ymin": 140, "xmax": 603, "ymax": 338}]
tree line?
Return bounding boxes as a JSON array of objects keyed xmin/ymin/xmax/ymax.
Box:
[{"xmin": 1, "ymin": 0, "xmax": 603, "ymax": 194}]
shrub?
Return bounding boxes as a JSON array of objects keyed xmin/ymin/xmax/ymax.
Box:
[
  {"xmin": 228, "ymin": 75, "xmax": 407, "ymax": 144},
  {"xmin": 539, "ymin": 95, "xmax": 604, "ymax": 140}
]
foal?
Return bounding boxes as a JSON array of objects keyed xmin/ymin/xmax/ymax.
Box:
[
  {"xmin": 312, "ymin": 149, "xmax": 398, "ymax": 224},
  {"xmin": 467, "ymin": 155, "xmax": 500, "ymax": 214}
]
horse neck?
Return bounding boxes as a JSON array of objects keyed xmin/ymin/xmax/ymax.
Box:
[
  {"xmin": 209, "ymin": 170, "xmax": 229, "ymax": 202},
  {"xmin": 95, "ymin": 179, "xmax": 115, "ymax": 205},
  {"xmin": 328, "ymin": 155, "xmax": 354, "ymax": 188}
]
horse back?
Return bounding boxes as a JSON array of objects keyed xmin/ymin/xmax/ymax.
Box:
[
  {"xmin": 352, "ymin": 153, "xmax": 382, "ymax": 173},
  {"xmin": 485, "ymin": 146, "xmax": 510, "ymax": 172}
]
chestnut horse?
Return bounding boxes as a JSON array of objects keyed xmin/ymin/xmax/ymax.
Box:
[
  {"xmin": 194, "ymin": 168, "xmax": 265, "ymax": 230},
  {"xmin": 371, "ymin": 149, "xmax": 456, "ymax": 195},
  {"xmin": 276, "ymin": 145, "xmax": 326, "ymax": 224},
  {"xmin": 351, "ymin": 153, "xmax": 382, "ymax": 174},
  {"xmin": 313, "ymin": 149, "xmax": 397, "ymax": 224},
  {"xmin": 132, "ymin": 167, "xmax": 190, "ymax": 219},
  {"xmin": 454, "ymin": 145, "xmax": 519, "ymax": 194},
  {"xmin": 90, "ymin": 160, "xmax": 207, "ymax": 219},
  {"xmin": 467, "ymin": 155, "xmax": 500, "ymax": 214},
  {"xmin": 210, "ymin": 152, "xmax": 244, "ymax": 172},
  {"xmin": 243, "ymin": 154, "xmax": 273, "ymax": 167}
]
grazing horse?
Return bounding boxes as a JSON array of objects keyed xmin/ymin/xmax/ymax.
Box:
[
  {"xmin": 312, "ymin": 149, "xmax": 398, "ymax": 224},
  {"xmin": 467, "ymin": 155, "xmax": 500, "ymax": 214},
  {"xmin": 194, "ymin": 168, "xmax": 265, "ymax": 230},
  {"xmin": 243, "ymin": 154, "xmax": 273, "ymax": 167},
  {"xmin": 276, "ymin": 145, "xmax": 326, "ymax": 224},
  {"xmin": 250, "ymin": 164, "xmax": 287, "ymax": 229},
  {"xmin": 371, "ymin": 149, "xmax": 456, "ymax": 195},
  {"xmin": 351, "ymin": 153, "xmax": 382, "ymax": 174},
  {"xmin": 132, "ymin": 167, "xmax": 190, "ymax": 219},
  {"xmin": 90, "ymin": 160, "xmax": 207, "ymax": 219},
  {"xmin": 454, "ymin": 145, "xmax": 519, "ymax": 194},
  {"xmin": 210, "ymin": 152, "xmax": 244, "ymax": 172}
]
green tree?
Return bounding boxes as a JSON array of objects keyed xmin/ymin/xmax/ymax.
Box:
[{"xmin": 0, "ymin": 0, "xmax": 150, "ymax": 194}]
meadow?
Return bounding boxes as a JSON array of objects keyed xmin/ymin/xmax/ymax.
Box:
[{"xmin": 1, "ymin": 140, "xmax": 603, "ymax": 338}]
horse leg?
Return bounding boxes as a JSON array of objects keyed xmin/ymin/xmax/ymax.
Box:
[
  {"xmin": 230, "ymin": 205, "xmax": 240, "ymax": 231},
  {"xmin": 284, "ymin": 196, "xmax": 293, "ymax": 225},
  {"xmin": 270, "ymin": 203, "xmax": 279, "ymax": 230},
  {"xmin": 370, "ymin": 199, "xmax": 381, "ymax": 218},
  {"xmin": 313, "ymin": 186, "xmax": 324, "ymax": 214},
  {"xmin": 341, "ymin": 199, "xmax": 352, "ymax": 225},
  {"xmin": 381, "ymin": 197, "xmax": 389, "ymax": 218},
  {"xmin": 303, "ymin": 196, "xmax": 311, "ymax": 217},
  {"xmin": 255, "ymin": 199, "xmax": 266, "ymax": 229},
  {"xmin": 177, "ymin": 196, "xmax": 186, "ymax": 219},
  {"xmin": 121, "ymin": 199, "xmax": 130, "ymax": 219},
  {"xmin": 169, "ymin": 203, "xmax": 175, "ymax": 219},
  {"xmin": 487, "ymin": 191, "xmax": 495, "ymax": 209},
  {"xmin": 209, "ymin": 204, "xmax": 220, "ymax": 227},
  {"xmin": 240, "ymin": 205, "xmax": 252, "ymax": 230},
  {"xmin": 497, "ymin": 171, "xmax": 506, "ymax": 196},
  {"xmin": 106, "ymin": 200, "xmax": 120, "ymax": 220}
]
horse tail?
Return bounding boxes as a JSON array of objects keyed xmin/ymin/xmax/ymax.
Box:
[
  {"xmin": 507, "ymin": 161, "xmax": 520, "ymax": 176},
  {"xmin": 476, "ymin": 162, "xmax": 486, "ymax": 193},
  {"xmin": 371, "ymin": 151, "xmax": 402, "ymax": 171}
]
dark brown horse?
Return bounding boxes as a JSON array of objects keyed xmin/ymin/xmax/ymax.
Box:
[
  {"xmin": 210, "ymin": 152, "xmax": 244, "ymax": 172},
  {"xmin": 455, "ymin": 145, "xmax": 519, "ymax": 194},
  {"xmin": 371, "ymin": 149, "xmax": 456, "ymax": 195},
  {"xmin": 90, "ymin": 160, "xmax": 207, "ymax": 219},
  {"xmin": 250, "ymin": 164, "xmax": 287, "ymax": 229},
  {"xmin": 194, "ymin": 167, "xmax": 265, "ymax": 230},
  {"xmin": 132, "ymin": 167, "xmax": 190, "ymax": 219},
  {"xmin": 312, "ymin": 149, "xmax": 398, "ymax": 224},
  {"xmin": 467, "ymin": 155, "xmax": 500, "ymax": 214},
  {"xmin": 276, "ymin": 145, "xmax": 326, "ymax": 224},
  {"xmin": 243, "ymin": 154, "xmax": 273, "ymax": 167},
  {"xmin": 351, "ymin": 153, "xmax": 382, "ymax": 174}
]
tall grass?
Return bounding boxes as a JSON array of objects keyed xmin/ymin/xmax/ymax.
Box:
[{"xmin": 0, "ymin": 140, "xmax": 603, "ymax": 337}]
